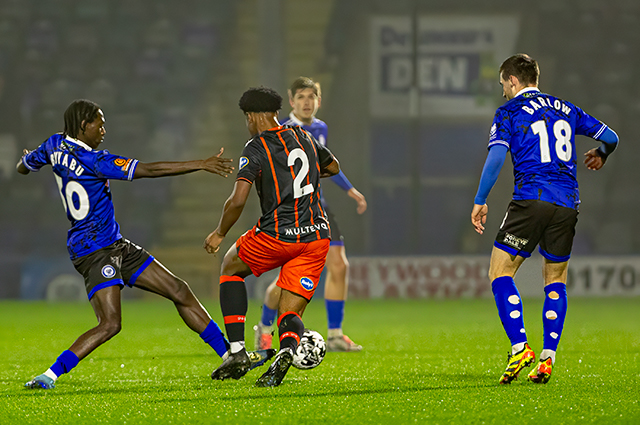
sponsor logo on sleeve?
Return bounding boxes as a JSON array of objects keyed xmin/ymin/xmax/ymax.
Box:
[
  {"xmin": 101, "ymin": 265, "xmax": 117, "ymax": 279},
  {"xmin": 114, "ymin": 158, "xmax": 133, "ymax": 171},
  {"xmin": 300, "ymin": 277, "xmax": 314, "ymax": 291},
  {"xmin": 239, "ymin": 156, "xmax": 249, "ymax": 170}
]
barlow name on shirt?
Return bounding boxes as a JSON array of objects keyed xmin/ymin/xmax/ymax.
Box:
[
  {"xmin": 521, "ymin": 97, "xmax": 572, "ymax": 116},
  {"xmin": 284, "ymin": 223, "xmax": 329, "ymax": 236}
]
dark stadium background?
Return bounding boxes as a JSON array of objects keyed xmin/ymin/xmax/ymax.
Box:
[{"xmin": 1, "ymin": 0, "xmax": 637, "ymax": 300}]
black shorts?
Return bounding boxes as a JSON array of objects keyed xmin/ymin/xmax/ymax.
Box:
[
  {"xmin": 72, "ymin": 238, "xmax": 154, "ymax": 300},
  {"xmin": 323, "ymin": 203, "xmax": 344, "ymax": 246},
  {"xmin": 495, "ymin": 200, "xmax": 578, "ymax": 262}
]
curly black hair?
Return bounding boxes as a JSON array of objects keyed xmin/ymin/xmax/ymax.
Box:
[{"xmin": 238, "ymin": 86, "xmax": 282, "ymax": 113}]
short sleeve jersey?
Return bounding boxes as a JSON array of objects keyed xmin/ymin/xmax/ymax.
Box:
[
  {"xmin": 22, "ymin": 133, "xmax": 139, "ymax": 259},
  {"xmin": 236, "ymin": 125, "xmax": 334, "ymax": 243},
  {"xmin": 488, "ymin": 88, "xmax": 607, "ymax": 209}
]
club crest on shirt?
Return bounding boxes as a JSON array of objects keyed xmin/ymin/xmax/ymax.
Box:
[
  {"xmin": 239, "ymin": 156, "xmax": 249, "ymax": 170},
  {"xmin": 300, "ymin": 277, "xmax": 314, "ymax": 291},
  {"xmin": 101, "ymin": 265, "xmax": 116, "ymax": 279}
]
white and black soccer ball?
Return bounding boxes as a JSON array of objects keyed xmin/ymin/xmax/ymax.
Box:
[{"xmin": 292, "ymin": 329, "xmax": 326, "ymax": 370}]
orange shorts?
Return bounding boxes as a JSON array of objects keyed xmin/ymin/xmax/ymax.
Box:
[{"xmin": 236, "ymin": 226, "xmax": 330, "ymax": 300}]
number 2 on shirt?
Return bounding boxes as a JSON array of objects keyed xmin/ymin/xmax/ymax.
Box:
[
  {"xmin": 288, "ymin": 148, "xmax": 314, "ymax": 199},
  {"xmin": 531, "ymin": 119, "xmax": 572, "ymax": 163}
]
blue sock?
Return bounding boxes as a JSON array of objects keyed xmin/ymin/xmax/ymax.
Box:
[
  {"xmin": 326, "ymin": 299, "xmax": 345, "ymax": 330},
  {"xmin": 50, "ymin": 350, "xmax": 79, "ymax": 377},
  {"xmin": 200, "ymin": 320, "xmax": 230, "ymax": 358},
  {"xmin": 542, "ymin": 282, "xmax": 568, "ymax": 352},
  {"xmin": 260, "ymin": 305, "xmax": 277, "ymax": 328},
  {"xmin": 492, "ymin": 276, "xmax": 527, "ymax": 346}
]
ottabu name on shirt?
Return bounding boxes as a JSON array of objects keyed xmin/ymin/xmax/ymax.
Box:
[
  {"xmin": 285, "ymin": 223, "xmax": 329, "ymax": 236},
  {"xmin": 50, "ymin": 151, "xmax": 85, "ymax": 176},
  {"xmin": 521, "ymin": 97, "xmax": 571, "ymax": 116}
]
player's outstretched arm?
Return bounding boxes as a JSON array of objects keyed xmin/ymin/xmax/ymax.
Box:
[
  {"xmin": 134, "ymin": 148, "xmax": 234, "ymax": 179},
  {"xmin": 203, "ymin": 180, "xmax": 252, "ymax": 254}
]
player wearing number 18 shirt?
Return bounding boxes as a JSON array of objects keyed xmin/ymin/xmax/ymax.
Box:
[
  {"xmin": 203, "ymin": 86, "xmax": 340, "ymax": 387},
  {"xmin": 18, "ymin": 99, "xmax": 276, "ymax": 391},
  {"xmin": 470, "ymin": 54, "xmax": 619, "ymax": 385}
]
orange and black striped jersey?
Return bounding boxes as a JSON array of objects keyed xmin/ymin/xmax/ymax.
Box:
[{"xmin": 237, "ymin": 125, "xmax": 335, "ymax": 243}]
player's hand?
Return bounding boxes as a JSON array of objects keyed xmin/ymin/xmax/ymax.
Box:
[
  {"xmin": 202, "ymin": 148, "xmax": 234, "ymax": 177},
  {"xmin": 471, "ymin": 204, "xmax": 488, "ymax": 235},
  {"xmin": 16, "ymin": 149, "xmax": 32, "ymax": 174},
  {"xmin": 203, "ymin": 229, "xmax": 225, "ymax": 254},
  {"xmin": 347, "ymin": 188, "xmax": 367, "ymax": 214},
  {"xmin": 583, "ymin": 148, "xmax": 605, "ymax": 171}
]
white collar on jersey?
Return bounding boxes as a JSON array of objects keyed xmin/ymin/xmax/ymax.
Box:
[
  {"xmin": 514, "ymin": 87, "xmax": 540, "ymax": 98},
  {"xmin": 65, "ymin": 136, "xmax": 94, "ymax": 151},
  {"xmin": 287, "ymin": 112, "xmax": 314, "ymax": 126}
]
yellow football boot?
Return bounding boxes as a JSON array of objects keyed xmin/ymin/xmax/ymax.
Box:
[{"xmin": 498, "ymin": 343, "xmax": 535, "ymax": 384}]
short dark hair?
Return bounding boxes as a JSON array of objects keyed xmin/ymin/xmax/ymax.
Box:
[
  {"xmin": 238, "ymin": 87, "xmax": 282, "ymax": 113},
  {"xmin": 289, "ymin": 76, "xmax": 321, "ymax": 98},
  {"xmin": 63, "ymin": 99, "xmax": 101, "ymax": 138},
  {"xmin": 499, "ymin": 54, "xmax": 539, "ymax": 86}
]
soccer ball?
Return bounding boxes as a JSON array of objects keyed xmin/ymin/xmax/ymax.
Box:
[{"xmin": 292, "ymin": 329, "xmax": 326, "ymax": 370}]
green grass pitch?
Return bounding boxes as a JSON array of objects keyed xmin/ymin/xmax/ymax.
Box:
[{"xmin": 1, "ymin": 297, "xmax": 638, "ymax": 424}]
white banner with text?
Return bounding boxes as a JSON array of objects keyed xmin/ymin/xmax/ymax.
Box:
[
  {"xmin": 370, "ymin": 15, "xmax": 519, "ymax": 117},
  {"xmin": 347, "ymin": 255, "xmax": 640, "ymax": 299}
]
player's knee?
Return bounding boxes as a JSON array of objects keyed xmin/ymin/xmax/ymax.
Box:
[
  {"xmin": 220, "ymin": 249, "xmax": 239, "ymax": 276},
  {"xmin": 488, "ymin": 262, "xmax": 505, "ymax": 281},
  {"xmin": 329, "ymin": 259, "xmax": 348, "ymax": 279},
  {"xmin": 488, "ymin": 269, "xmax": 498, "ymax": 281},
  {"xmin": 99, "ymin": 319, "xmax": 122, "ymax": 340},
  {"xmin": 172, "ymin": 278, "xmax": 194, "ymax": 304}
]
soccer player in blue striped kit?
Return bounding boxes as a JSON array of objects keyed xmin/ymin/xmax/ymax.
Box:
[
  {"xmin": 18, "ymin": 99, "xmax": 272, "ymax": 389},
  {"xmin": 471, "ymin": 54, "xmax": 619, "ymax": 384}
]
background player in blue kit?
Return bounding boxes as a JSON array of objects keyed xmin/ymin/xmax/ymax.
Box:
[
  {"xmin": 470, "ymin": 54, "xmax": 619, "ymax": 384},
  {"xmin": 18, "ymin": 99, "xmax": 272, "ymax": 390},
  {"xmin": 254, "ymin": 77, "xmax": 367, "ymax": 353}
]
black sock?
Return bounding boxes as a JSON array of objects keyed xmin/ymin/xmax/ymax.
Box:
[
  {"xmin": 219, "ymin": 275, "xmax": 247, "ymax": 344},
  {"xmin": 278, "ymin": 311, "xmax": 304, "ymax": 352}
]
